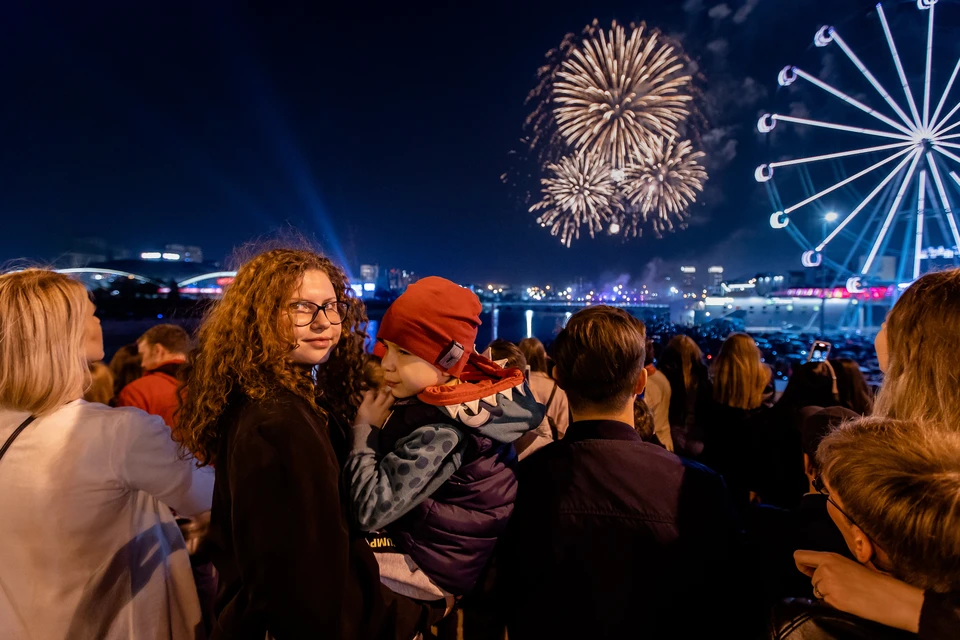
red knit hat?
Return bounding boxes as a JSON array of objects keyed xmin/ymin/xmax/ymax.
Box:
[{"xmin": 375, "ymin": 277, "xmax": 482, "ymax": 378}]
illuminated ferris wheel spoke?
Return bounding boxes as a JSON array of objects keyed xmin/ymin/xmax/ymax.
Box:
[
  {"xmin": 926, "ymin": 152, "xmax": 960, "ymax": 247},
  {"xmin": 790, "ymin": 68, "xmax": 915, "ymax": 135},
  {"xmin": 828, "ymin": 29, "xmax": 916, "ymax": 130},
  {"xmin": 915, "ymin": 170, "xmax": 927, "ymax": 280},
  {"xmin": 816, "ymin": 150, "xmax": 921, "ymax": 251},
  {"xmin": 863, "ymin": 152, "xmax": 924, "ymax": 275},
  {"xmin": 782, "ymin": 146, "xmax": 915, "ymax": 215},
  {"xmin": 767, "ymin": 114, "xmax": 913, "ymax": 140},
  {"xmin": 922, "ymin": 2, "xmax": 935, "ymax": 128},
  {"xmin": 933, "ymin": 144, "xmax": 960, "ymax": 165},
  {"xmin": 930, "ymin": 58, "xmax": 960, "ymax": 131},
  {"xmin": 877, "ymin": 5, "xmax": 924, "ymax": 129},
  {"xmin": 766, "ymin": 142, "xmax": 914, "ymax": 172},
  {"xmin": 932, "ymin": 103, "xmax": 960, "ymax": 137},
  {"xmin": 933, "ymin": 141, "xmax": 960, "ymax": 152}
]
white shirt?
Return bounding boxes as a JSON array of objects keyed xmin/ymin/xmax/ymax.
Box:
[
  {"xmin": 644, "ymin": 369, "xmax": 674, "ymax": 452},
  {"xmin": 0, "ymin": 400, "xmax": 214, "ymax": 640}
]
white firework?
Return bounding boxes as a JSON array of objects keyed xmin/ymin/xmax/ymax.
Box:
[
  {"xmin": 530, "ymin": 150, "xmax": 622, "ymax": 248},
  {"xmin": 757, "ymin": 0, "xmax": 960, "ymax": 288}
]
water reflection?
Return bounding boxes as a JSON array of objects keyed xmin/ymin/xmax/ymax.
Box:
[{"xmin": 365, "ymin": 307, "xmax": 662, "ymax": 351}]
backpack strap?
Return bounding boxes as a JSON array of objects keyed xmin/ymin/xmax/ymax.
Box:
[{"xmin": 0, "ymin": 415, "xmax": 37, "ymax": 462}]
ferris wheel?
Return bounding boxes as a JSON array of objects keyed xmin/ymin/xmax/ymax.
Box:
[{"xmin": 756, "ymin": 0, "xmax": 960, "ymax": 294}]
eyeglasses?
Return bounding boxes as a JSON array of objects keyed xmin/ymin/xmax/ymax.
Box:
[
  {"xmin": 288, "ymin": 300, "xmax": 350, "ymax": 327},
  {"xmin": 814, "ymin": 474, "xmax": 861, "ymax": 530}
]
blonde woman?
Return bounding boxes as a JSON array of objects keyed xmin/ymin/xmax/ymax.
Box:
[
  {"xmin": 874, "ymin": 268, "xmax": 960, "ymax": 425},
  {"xmin": 0, "ymin": 269, "xmax": 214, "ymax": 639},
  {"xmin": 84, "ymin": 361, "xmax": 115, "ymax": 405},
  {"xmin": 700, "ymin": 333, "xmax": 770, "ymax": 511}
]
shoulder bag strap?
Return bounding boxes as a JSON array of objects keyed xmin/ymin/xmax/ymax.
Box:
[{"xmin": 0, "ymin": 415, "xmax": 37, "ymax": 462}]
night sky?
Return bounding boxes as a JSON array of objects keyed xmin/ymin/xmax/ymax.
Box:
[{"xmin": 3, "ymin": 0, "xmax": 958, "ymax": 284}]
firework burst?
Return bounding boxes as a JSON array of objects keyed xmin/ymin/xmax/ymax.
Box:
[
  {"xmin": 553, "ymin": 21, "xmax": 693, "ymax": 169},
  {"xmin": 530, "ymin": 150, "xmax": 622, "ymax": 247},
  {"xmin": 621, "ymin": 138, "xmax": 707, "ymax": 237}
]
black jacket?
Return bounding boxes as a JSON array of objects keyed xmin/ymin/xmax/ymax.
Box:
[
  {"xmin": 498, "ymin": 419, "xmax": 752, "ymax": 638},
  {"xmin": 766, "ymin": 590, "xmax": 960, "ymax": 639},
  {"xmin": 699, "ymin": 401, "xmax": 763, "ymax": 513},
  {"xmin": 765, "ymin": 598, "xmax": 915, "ymax": 640},
  {"xmin": 206, "ymin": 390, "xmax": 429, "ymax": 639},
  {"xmin": 747, "ymin": 494, "xmax": 853, "ymax": 602},
  {"xmin": 745, "ymin": 405, "xmax": 809, "ymax": 510}
]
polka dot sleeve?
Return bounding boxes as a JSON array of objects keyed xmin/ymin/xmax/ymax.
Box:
[{"xmin": 344, "ymin": 424, "xmax": 463, "ymax": 532}]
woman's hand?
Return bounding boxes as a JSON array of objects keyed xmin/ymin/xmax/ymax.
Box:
[
  {"xmin": 356, "ymin": 388, "xmax": 395, "ymax": 428},
  {"xmin": 794, "ymin": 550, "xmax": 924, "ymax": 633}
]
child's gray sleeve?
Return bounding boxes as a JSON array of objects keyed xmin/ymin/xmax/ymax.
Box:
[{"xmin": 344, "ymin": 423, "xmax": 463, "ymax": 532}]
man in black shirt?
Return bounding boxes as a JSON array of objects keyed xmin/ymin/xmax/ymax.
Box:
[{"xmin": 498, "ymin": 306, "xmax": 747, "ymax": 638}]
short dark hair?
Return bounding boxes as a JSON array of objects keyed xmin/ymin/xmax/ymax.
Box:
[
  {"xmin": 800, "ymin": 406, "xmax": 858, "ymax": 473},
  {"xmin": 553, "ymin": 306, "xmax": 645, "ymax": 411},
  {"xmin": 518, "ymin": 338, "xmax": 548, "ymax": 373},
  {"xmin": 139, "ymin": 324, "xmax": 191, "ymax": 355},
  {"xmin": 485, "ymin": 339, "xmax": 527, "ymax": 371}
]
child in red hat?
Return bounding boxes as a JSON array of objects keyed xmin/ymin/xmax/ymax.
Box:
[{"xmin": 344, "ymin": 276, "xmax": 544, "ymax": 602}]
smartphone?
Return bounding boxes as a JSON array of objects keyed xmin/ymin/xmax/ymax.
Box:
[{"xmin": 808, "ymin": 341, "xmax": 832, "ymax": 363}]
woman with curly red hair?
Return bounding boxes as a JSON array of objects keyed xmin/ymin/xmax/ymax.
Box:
[{"xmin": 178, "ymin": 247, "xmax": 432, "ymax": 639}]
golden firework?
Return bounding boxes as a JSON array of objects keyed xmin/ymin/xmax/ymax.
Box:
[
  {"xmin": 622, "ymin": 138, "xmax": 707, "ymax": 237},
  {"xmin": 530, "ymin": 150, "xmax": 622, "ymax": 247},
  {"xmin": 553, "ymin": 21, "xmax": 692, "ymax": 169}
]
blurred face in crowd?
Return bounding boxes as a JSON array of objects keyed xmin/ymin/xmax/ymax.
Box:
[
  {"xmin": 137, "ymin": 340, "xmax": 170, "ymax": 371},
  {"xmin": 379, "ymin": 339, "xmax": 450, "ymax": 399},
  {"xmin": 874, "ymin": 321, "xmax": 889, "ymax": 372},
  {"xmin": 84, "ymin": 298, "xmax": 104, "ymax": 363},
  {"xmin": 287, "ymin": 269, "xmax": 343, "ymax": 366}
]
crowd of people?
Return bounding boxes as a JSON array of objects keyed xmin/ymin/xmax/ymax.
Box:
[{"xmin": 1, "ymin": 247, "xmax": 959, "ymax": 640}]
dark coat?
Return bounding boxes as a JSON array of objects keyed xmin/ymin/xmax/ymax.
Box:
[
  {"xmin": 745, "ymin": 405, "xmax": 810, "ymax": 510},
  {"xmin": 206, "ymin": 390, "xmax": 428, "ymax": 640},
  {"xmin": 699, "ymin": 400, "xmax": 764, "ymax": 514},
  {"xmin": 765, "ymin": 598, "xmax": 915, "ymax": 640},
  {"xmin": 378, "ymin": 399, "xmax": 520, "ymax": 595},
  {"xmin": 746, "ymin": 494, "xmax": 853, "ymax": 602},
  {"xmin": 498, "ymin": 419, "xmax": 752, "ymax": 638}
]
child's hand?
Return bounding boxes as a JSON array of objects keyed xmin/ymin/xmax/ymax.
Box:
[{"xmin": 356, "ymin": 387, "xmax": 395, "ymax": 428}]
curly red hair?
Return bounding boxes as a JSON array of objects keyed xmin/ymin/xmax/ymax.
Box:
[{"xmin": 177, "ymin": 248, "xmax": 367, "ymax": 465}]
